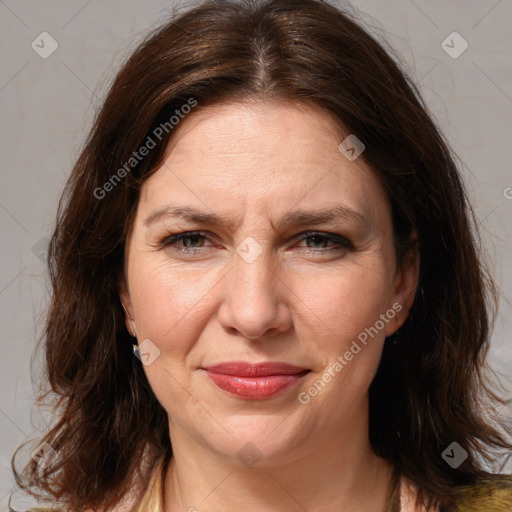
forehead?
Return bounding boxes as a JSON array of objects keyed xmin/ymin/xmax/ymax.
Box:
[
  {"xmin": 163, "ymin": 100, "xmax": 348, "ymax": 171},
  {"xmin": 139, "ymin": 100, "xmax": 389, "ymax": 230}
]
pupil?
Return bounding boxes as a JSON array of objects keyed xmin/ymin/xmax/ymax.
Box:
[
  {"xmin": 185, "ymin": 235, "xmax": 200, "ymax": 247},
  {"xmin": 309, "ymin": 236, "xmax": 324, "ymax": 248}
]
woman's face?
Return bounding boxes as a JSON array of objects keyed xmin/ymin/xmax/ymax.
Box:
[{"xmin": 120, "ymin": 100, "xmax": 418, "ymax": 465}]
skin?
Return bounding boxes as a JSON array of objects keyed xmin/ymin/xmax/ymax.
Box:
[{"xmin": 119, "ymin": 100, "xmax": 420, "ymax": 512}]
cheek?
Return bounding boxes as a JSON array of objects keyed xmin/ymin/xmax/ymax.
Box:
[
  {"xmin": 292, "ymin": 259, "xmax": 393, "ymax": 344},
  {"xmin": 128, "ymin": 261, "xmax": 212, "ymax": 412},
  {"xmin": 295, "ymin": 267, "xmax": 392, "ymax": 416},
  {"xmin": 128, "ymin": 258, "xmax": 217, "ymax": 355}
]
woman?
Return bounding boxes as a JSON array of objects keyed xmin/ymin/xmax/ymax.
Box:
[{"xmin": 12, "ymin": 0, "xmax": 512, "ymax": 511}]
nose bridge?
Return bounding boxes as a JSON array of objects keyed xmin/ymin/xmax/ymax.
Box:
[
  {"xmin": 218, "ymin": 235, "xmax": 290, "ymax": 339},
  {"xmin": 233, "ymin": 238, "xmax": 276, "ymax": 296}
]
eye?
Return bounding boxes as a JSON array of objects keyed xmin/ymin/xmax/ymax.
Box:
[
  {"xmin": 162, "ymin": 231, "xmax": 212, "ymax": 253},
  {"xmin": 160, "ymin": 230, "xmax": 354, "ymax": 255},
  {"xmin": 295, "ymin": 231, "xmax": 354, "ymax": 253}
]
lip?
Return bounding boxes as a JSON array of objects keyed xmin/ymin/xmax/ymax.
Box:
[{"xmin": 203, "ymin": 362, "xmax": 310, "ymax": 400}]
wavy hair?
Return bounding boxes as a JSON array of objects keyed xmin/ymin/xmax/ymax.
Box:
[{"xmin": 12, "ymin": 0, "xmax": 511, "ymax": 510}]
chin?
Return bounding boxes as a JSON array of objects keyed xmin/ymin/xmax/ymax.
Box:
[{"xmin": 200, "ymin": 413, "xmax": 309, "ymax": 467}]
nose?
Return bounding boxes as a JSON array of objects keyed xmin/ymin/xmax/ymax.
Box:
[{"xmin": 217, "ymin": 246, "xmax": 293, "ymax": 340}]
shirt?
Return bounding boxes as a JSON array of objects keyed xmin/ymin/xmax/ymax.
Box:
[
  {"xmin": 26, "ymin": 455, "xmax": 512, "ymax": 512},
  {"xmin": 128, "ymin": 455, "xmax": 512, "ymax": 512}
]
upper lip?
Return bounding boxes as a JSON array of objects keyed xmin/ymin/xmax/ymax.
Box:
[{"xmin": 203, "ymin": 362, "xmax": 309, "ymax": 377}]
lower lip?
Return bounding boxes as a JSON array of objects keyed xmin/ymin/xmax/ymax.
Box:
[{"xmin": 206, "ymin": 371, "xmax": 308, "ymax": 399}]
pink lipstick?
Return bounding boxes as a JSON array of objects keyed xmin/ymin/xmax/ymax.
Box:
[{"xmin": 203, "ymin": 362, "xmax": 309, "ymax": 399}]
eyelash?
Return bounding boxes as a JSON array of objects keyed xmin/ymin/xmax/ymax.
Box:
[{"xmin": 161, "ymin": 231, "xmax": 354, "ymax": 255}]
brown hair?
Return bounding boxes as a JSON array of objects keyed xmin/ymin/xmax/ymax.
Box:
[{"xmin": 12, "ymin": 0, "xmax": 511, "ymax": 510}]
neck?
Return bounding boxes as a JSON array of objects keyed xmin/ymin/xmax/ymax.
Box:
[{"xmin": 162, "ymin": 409, "xmax": 396, "ymax": 512}]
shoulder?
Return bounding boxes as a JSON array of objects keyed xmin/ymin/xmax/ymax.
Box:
[
  {"xmin": 24, "ymin": 508, "xmax": 123, "ymax": 512},
  {"xmin": 23, "ymin": 454, "xmax": 167, "ymax": 512},
  {"xmin": 453, "ymin": 474, "xmax": 512, "ymax": 512},
  {"xmin": 24, "ymin": 509, "xmax": 62, "ymax": 512}
]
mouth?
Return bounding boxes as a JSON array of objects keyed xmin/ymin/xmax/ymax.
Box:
[{"xmin": 202, "ymin": 362, "xmax": 311, "ymax": 400}]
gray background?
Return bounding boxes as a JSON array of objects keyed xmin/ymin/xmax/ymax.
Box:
[{"xmin": 1, "ymin": 0, "xmax": 511, "ymax": 508}]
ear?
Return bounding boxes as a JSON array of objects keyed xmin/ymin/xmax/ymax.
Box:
[
  {"xmin": 118, "ymin": 274, "xmax": 137, "ymax": 338},
  {"xmin": 385, "ymin": 230, "xmax": 420, "ymax": 337}
]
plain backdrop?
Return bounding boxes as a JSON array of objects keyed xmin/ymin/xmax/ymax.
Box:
[{"xmin": 1, "ymin": 0, "xmax": 511, "ymax": 509}]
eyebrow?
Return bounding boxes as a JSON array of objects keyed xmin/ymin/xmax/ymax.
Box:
[{"xmin": 144, "ymin": 205, "xmax": 371, "ymax": 231}]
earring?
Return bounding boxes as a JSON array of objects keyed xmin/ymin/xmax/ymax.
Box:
[
  {"xmin": 131, "ymin": 335, "xmax": 140, "ymax": 359},
  {"xmin": 389, "ymin": 328, "xmax": 400, "ymax": 345}
]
